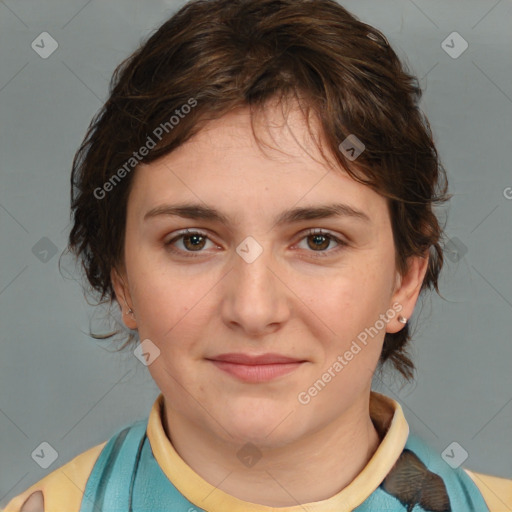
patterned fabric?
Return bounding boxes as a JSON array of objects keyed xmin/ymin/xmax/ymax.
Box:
[
  {"xmin": 78, "ymin": 419, "xmax": 489, "ymax": 512},
  {"xmin": 6, "ymin": 392, "xmax": 509, "ymax": 511}
]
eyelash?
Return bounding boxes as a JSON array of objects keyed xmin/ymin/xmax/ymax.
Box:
[{"xmin": 164, "ymin": 228, "xmax": 347, "ymax": 259}]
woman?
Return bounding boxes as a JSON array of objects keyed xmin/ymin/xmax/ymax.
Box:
[{"xmin": 5, "ymin": 0, "xmax": 511, "ymax": 510}]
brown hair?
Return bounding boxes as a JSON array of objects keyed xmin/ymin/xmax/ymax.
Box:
[{"xmin": 67, "ymin": 0, "xmax": 450, "ymax": 381}]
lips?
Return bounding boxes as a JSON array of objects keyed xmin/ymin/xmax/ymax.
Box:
[
  {"xmin": 208, "ymin": 353, "xmax": 305, "ymax": 365},
  {"xmin": 206, "ymin": 353, "xmax": 306, "ymax": 383}
]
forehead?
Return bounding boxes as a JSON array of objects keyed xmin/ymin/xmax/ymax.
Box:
[
  {"xmin": 129, "ymin": 101, "xmax": 388, "ymax": 229},
  {"xmin": 186, "ymin": 100, "xmax": 327, "ymax": 165}
]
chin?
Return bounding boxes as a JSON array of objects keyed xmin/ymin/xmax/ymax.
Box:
[{"xmin": 221, "ymin": 402, "xmax": 302, "ymax": 447}]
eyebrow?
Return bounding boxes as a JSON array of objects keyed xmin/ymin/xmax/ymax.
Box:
[{"xmin": 144, "ymin": 202, "xmax": 371, "ymax": 226}]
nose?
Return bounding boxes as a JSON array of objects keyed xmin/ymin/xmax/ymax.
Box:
[{"xmin": 220, "ymin": 238, "xmax": 291, "ymax": 337}]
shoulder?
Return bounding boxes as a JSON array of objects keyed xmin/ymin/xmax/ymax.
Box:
[
  {"xmin": 464, "ymin": 468, "xmax": 512, "ymax": 512},
  {"xmin": 3, "ymin": 441, "xmax": 106, "ymax": 512},
  {"xmin": 3, "ymin": 418, "xmax": 150, "ymax": 512},
  {"xmin": 403, "ymin": 433, "xmax": 512, "ymax": 512}
]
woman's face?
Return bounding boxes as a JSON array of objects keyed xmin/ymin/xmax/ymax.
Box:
[{"xmin": 113, "ymin": 101, "xmax": 426, "ymax": 447}]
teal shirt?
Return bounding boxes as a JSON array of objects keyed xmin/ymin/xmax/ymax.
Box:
[{"xmin": 79, "ymin": 420, "xmax": 489, "ymax": 512}]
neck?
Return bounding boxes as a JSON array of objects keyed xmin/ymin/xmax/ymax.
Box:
[{"xmin": 162, "ymin": 393, "xmax": 382, "ymax": 507}]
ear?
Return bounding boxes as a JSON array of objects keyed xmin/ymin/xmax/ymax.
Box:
[
  {"xmin": 386, "ymin": 253, "xmax": 429, "ymax": 334},
  {"xmin": 111, "ymin": 266, "xmax": 138, "ymax": 330}
]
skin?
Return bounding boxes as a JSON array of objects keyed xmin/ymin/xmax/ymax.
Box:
[{"xmin": 112, "ymin": 98, "xmax": 428, "ymax": 507}]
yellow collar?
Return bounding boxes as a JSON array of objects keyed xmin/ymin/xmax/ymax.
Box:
[{"xmin": 146, "ymin": 391, "xmax": 409, "ymax": 512}]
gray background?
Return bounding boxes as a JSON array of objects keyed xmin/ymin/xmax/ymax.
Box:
[{"xmin": 1, "ymin": 0, "xmax": 511, "ymax": 505}]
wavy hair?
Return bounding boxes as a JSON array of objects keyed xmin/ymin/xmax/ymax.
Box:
[{"xmin": 68, "ymin": 0, "xmax": 450, "ymax": 381}]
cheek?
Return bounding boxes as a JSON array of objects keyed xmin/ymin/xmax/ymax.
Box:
[
  {"xmin": 134, "ymin": 281, "xmax": 195, "ymax": 340},
  {"xmin": 296, "ymin": 259, "xmax": 394, "ymax": 359},
  {"xmin": 313, "ymin": 261, "xmax": 392, "ymax": 321},
  {"xmin": 127, "ymin": 255, "xmax": 218, "ymax": 350}
]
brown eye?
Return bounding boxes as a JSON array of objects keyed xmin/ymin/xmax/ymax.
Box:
[
  {"xmin": 296, "ymin": 229, "xmax": 347, "ymax": 257},
  {"xmin": 306, "ymin": 233, "xmax": 331, "ymax": 251},
  {"xmin": 165, "ymin": 229, "xmax": 216, "ymax": 256},
  {"xmin": 182, "ymin": 233, "xmax": 207, "ymax": 251}
]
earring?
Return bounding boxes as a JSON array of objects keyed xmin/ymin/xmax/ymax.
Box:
[
  {"xmin": 122, "ymin": 298, "xmax": 134, "ymax": 317},
  {"xmin": 398, "ymin": 315, "xmax": 407, "ymax": 324}
]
